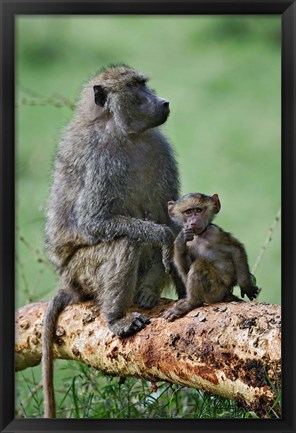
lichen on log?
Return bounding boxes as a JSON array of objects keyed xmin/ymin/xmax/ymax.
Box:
[{"xmin": 15, "ymin": 298, "xmax": 281, "ymax": 416}]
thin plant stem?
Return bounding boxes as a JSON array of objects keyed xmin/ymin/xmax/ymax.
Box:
[{"xmin": 252, "ymin": 207, "xmax": 281, "ymax": 275}]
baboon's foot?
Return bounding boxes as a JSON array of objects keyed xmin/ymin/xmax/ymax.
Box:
[
  {"xmin": 108, "ymin": 312, "xmax": 150, "ymax": 338},
  {"xmin": 162, "ymin": 299, "xmax": 200, "ymax": 322},
  {"xmin": 134, "ymin": 288, "xmax": 160, "ymax": 309}
]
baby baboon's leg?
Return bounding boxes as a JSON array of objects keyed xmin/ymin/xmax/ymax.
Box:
[
  {"xmin": 163, "ymin": 258, "xmax": 228, "ymax": 321},
  {"xmin": 134, "ymin": 247, "xmax": 166, "ymax": 309},
  {"xmin": 70, "ymin": 238, "xmax": 150, "ymax": 337}
]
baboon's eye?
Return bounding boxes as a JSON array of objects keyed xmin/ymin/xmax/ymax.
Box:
[
  {"xmin": 196, "ymin": 208, "xmax": 203, "ymax": 213},
  {"xmin": 184, "ymin": 209, "xmax": 192, "ymax": 216},
  {"xmin": 126, "ymin": 80, "xmax": 146, "ymax": 88}
]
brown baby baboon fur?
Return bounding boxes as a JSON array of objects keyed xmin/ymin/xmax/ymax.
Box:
[{"xmin": 163, "ymin": 193, "xmax": 259, "ymax": 321}]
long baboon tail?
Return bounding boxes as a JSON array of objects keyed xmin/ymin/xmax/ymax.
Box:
[{"xmin": 42, "ymin": 290, "xmax": 73, "ymax": 418}]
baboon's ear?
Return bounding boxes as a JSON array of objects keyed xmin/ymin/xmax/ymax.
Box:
[
  {"xmin": 167, "ymin": 201, "xmax": 175, "ymax": 218},
  {"xmin": 93, "ymin": 85, "xmax": 108, "ymax": 107},
  {"xmin": 212, "ymin": 194, "xmax": 221, "ymax": 214}
]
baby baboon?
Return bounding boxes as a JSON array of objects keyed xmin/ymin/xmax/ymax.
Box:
[
  {"xmin": 163, "ymin": 193, "xmax": 259, "ymax": 321},
  {"xmin": 42, "ymin": 65, "xmax": 184, "ymax": 417}
]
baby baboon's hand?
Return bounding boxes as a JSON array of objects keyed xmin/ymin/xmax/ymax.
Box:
[
  {"xmin": 183, "ymin": 227, "xmax": 194, "ymax": 242},
  {"xmin": 240, "ymin": 285, "xmax": 260, "ymax": 301}
]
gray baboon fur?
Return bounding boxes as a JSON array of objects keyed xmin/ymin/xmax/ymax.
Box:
[{"xmin": 42, "ymin": 65, "xmax": 184, "ymax": 417}]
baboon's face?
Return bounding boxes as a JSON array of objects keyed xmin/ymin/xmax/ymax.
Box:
[
  {"xmin": 119, "ymin": 81, "xmax": 170, "ymax": 134},
  {"xmin": 93, "ymin": 67, "xmax": 170, "ymax": 134}
]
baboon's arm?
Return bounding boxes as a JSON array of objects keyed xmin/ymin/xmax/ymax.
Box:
[{"xmin": 74, "ymin": 156, "xmax": 172, "ymax": 245}]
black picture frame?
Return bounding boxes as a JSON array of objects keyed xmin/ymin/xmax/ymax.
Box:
[{"xmin": 0, "ymin": 1, "xmax": 295, "ymax": 432}]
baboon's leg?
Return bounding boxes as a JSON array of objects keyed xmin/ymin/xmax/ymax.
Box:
[
  {"xmin": 134, "ymin": 247, "xmax": 166, "ymax": 309},
  {"xmin": 68, "ymin": 238, "xmax": 150, "ymax": 337}
]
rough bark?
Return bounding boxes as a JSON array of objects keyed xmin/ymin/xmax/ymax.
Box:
[{"xmin": 15, "ymin": 298, "xmax": 281, "ymax": 416}]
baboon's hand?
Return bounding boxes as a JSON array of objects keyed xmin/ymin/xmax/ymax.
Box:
[
  {"xmin": 159, "ymin": 226, "xmax": 174, "ymax": 274},
  {"xmin": 108, "ymin": 312, "xmax": 150, "ymax": 338},
  {"xmin": 183, "ymin": 227, "xmax": 194, "ymax": 242},
  {"xmin": 160, "ymin": 225, "xmax": 174, "ymax": 243},
  {"xmin": 175, "ymin": 228, "xmax": 194, "ymax": 246},
  {"xmin": 161, "ymin": 244, "xmax": 173, "ymax": 274},
  {"xmin": 240, "ymin": 285, "xmax": 260, "ymax": 301}
]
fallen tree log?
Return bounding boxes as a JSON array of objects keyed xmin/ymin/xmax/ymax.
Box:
[{"xmin": 15, "ymin": 298, "xmax": 281, "ymax": 416}]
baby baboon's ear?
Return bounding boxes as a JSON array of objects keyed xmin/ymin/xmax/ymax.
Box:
[
  {"xmin": 93, "ymin": 85, "xmax": 108, "ymax": 107},
  {"xmin": 167, "ymin": 201, "xmax": 175, "ymax": 219},
  {"xmin": 212, "ymin": 194, "xmax": 221, "ymax": 214}
]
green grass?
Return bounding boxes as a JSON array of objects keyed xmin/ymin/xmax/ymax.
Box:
[
  {"xmin": 15, "ymin": 16, "xmax": 281, "ymax": 418},
  {"xmin": 16, "ymin": 362, "xmax": 274, "ymax": 419},
  {"xmin": 16, "ymin": 362, "xmax": 281, "ymax": 419}
]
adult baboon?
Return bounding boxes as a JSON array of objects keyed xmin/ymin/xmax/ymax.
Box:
[{"xmin": 42, "ymin": 65, "xmax": 183, "ymax": 417}]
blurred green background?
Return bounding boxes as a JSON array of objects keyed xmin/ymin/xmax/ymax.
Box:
[
  {"xmin": 15, "ymin": 15, "xmax": 281, "ymax": 417},
  {"xmin": 16, "ymin": 15, "xmax": 281, "ymax": 307}
]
